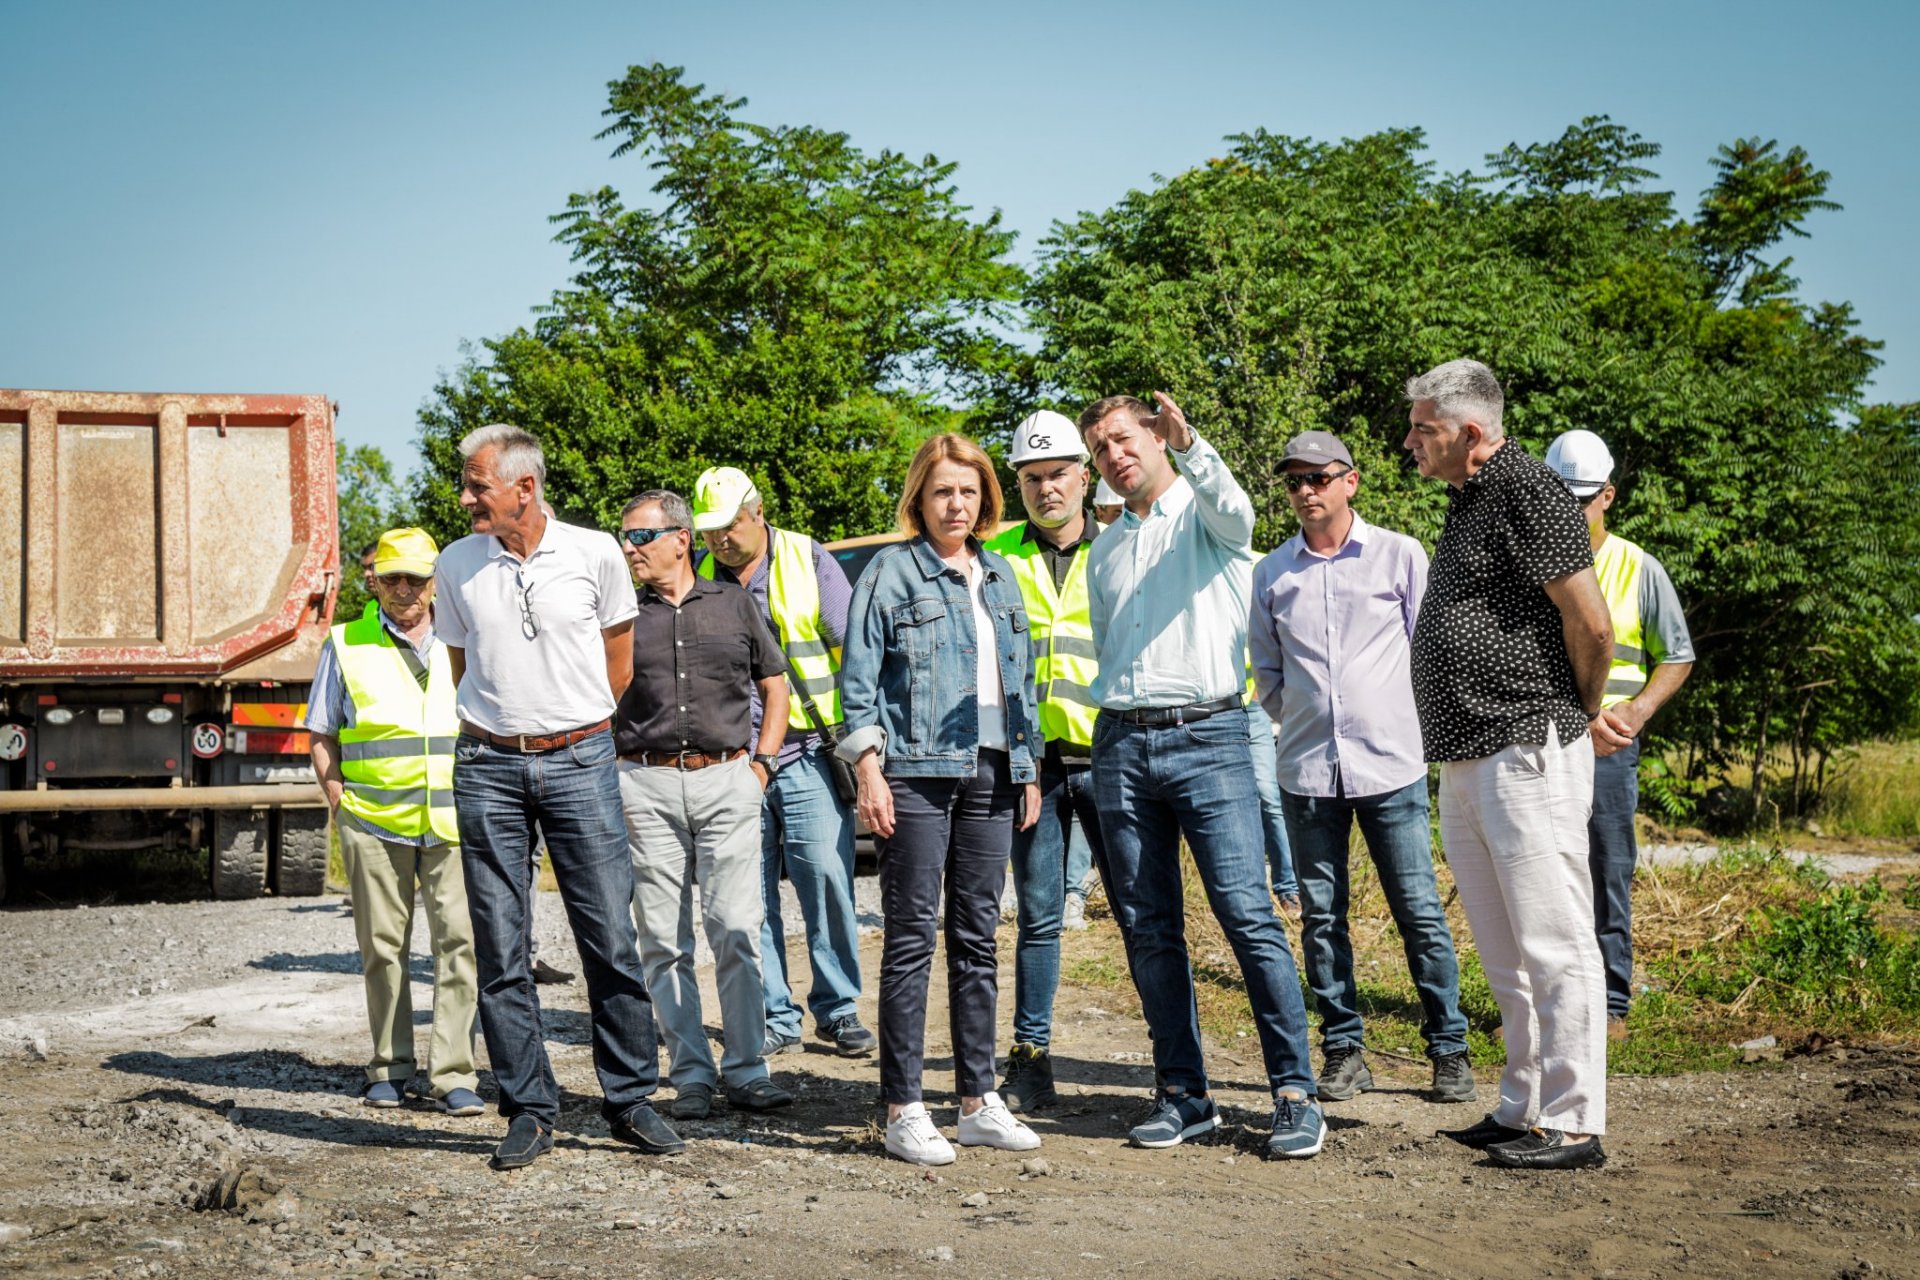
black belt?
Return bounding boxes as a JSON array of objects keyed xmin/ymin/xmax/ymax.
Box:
[{"xmin": 1107, "ymin": 694, "xmax": 1243, "ymax": 727}]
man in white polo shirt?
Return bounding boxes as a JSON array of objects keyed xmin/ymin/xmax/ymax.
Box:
[{"xmin": 434, "ymin": 423, "xmax": 684, "ymax": 1170}]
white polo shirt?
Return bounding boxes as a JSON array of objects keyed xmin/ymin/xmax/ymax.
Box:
[{"xmin": 433, "ymin": 519, "xmax": 639, "ymax": 736}]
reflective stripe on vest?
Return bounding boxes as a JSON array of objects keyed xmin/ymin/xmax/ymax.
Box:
[
  {"xmin": 700, "ymin": 528, "xmax": 842, "ymax": 730},
  {"xmin": 333, "ymin": 603, "xmax": 461, "ymax": 842},
  {"xmin": 984, "ymin": 521, "xmax": 1099, "ymax": 748},
  {"xmin": 1593, "ymin": 533, "xmax": 1648, "ymax": 709}
]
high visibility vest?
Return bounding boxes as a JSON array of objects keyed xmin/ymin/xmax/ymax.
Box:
[
  {"xmin": 332, "ymin": 603, "xmax": 460, "ymax": 843},
  {"xmin": 983, "ymin": 521, "xmax": 1099, "ymax": 748},
  {"xmin": 699, "ymin": 528, "xmax": 843, "ymax": 731},
  {"xmin": 1593, "ymin": 533, "xmax": 1649, "ymax": 709}
]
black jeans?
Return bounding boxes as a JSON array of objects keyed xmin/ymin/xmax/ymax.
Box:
[{"xmin": 876, "ymin": 749, "xmax": 1014, "ymax": 1105}]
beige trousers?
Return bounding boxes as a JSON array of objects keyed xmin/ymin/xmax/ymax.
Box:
[
  {"xmin": 1438, "ymin": 724, "xmax": 1607, "ymax": 1135},
  {"xmin": 339, "ymin": 817, "xmax": 479, "ymax": 1097}
]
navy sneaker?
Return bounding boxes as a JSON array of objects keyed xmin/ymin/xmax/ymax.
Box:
[
  {"xmin": 1266, "ymin": 1092, "xmax": 1327, "ymax": 1159},
  {"xmin": 437, "ymin": 1087, "xmax": 486, "ymax": 1116},
  {"xmin": 361, "ymin": 1080, "xmax": 404, "ymax": 1108},
  {"xmin": 816, "ymin": 1015, "xmax": 877, "ymax": 1057},
  {"xmin": 764, "ymin": 1028, "xmax": 804, "ymax": 1056},
  {"xmin": 1128, "ymin": 1092, "xmax": 1219, "ymax": 1149}
]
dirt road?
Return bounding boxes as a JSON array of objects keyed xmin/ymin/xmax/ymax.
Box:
[{"xmin": 0, "ymin": 891, "xmax": 1914, "ymax": 1279}]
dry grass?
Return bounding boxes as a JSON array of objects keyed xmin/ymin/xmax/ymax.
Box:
[{"xmin": 1064, "ymin": 830, "xmax": 1920, "ymax": 1076}]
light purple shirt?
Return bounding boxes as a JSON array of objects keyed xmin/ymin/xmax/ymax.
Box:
[{"xmin": 1249, "ymin": 511, "xmax": 1429, "ymax": 800}]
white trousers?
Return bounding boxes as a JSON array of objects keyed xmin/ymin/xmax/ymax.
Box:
[{"xmin": 1439, "ymin": 724, "xmax": 1607, "ymax": 1134}]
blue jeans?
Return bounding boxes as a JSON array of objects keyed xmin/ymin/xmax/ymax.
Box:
[
  {"xmin": 760, "ymin": 742, "xmax": 862, "ymax": 1038},
  {"xmin": 1009, "ymin": 755, "xmax": 1108, "ymax": 1049},
  {"xmin": 454, "ymin": 729, "xmax": 659, "ymax": 1126},
  {"xmin": 1588, "ymin": 738, "xmax": 1639, "ymax": 1019},
  {"xmin": 1092, "ymin": 706, "xmax": 1316, "ymax": 1098},
  {"xmin": 1246, "ymin": 699, "xmax": 1297, "ymax": 898},
  {"xmin": 1282, "ymin": 777, "xmax": 1468, "ymax": 1059}
]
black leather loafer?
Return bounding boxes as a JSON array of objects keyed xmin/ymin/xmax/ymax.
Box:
[
  {"xmin": 490, "ymin": 1114, "xmax": 553, "ymax": 1170},
  {"xmin": 1437, "ymin": 1113, "xmax": 1529, "ymax": 1149},
  {"xmin": 1488, "ymin": 1128, "xmax": 1607, "ymax": 1170},
  {"xmin": 611, "ymin": 1102, "xmax": 687, "ymax": 1155}
]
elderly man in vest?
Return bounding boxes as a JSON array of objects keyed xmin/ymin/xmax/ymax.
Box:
[
  {"xmin": 306, "ymin": 527, "xmax": 482, "ymax": 1116},
  {"xmin": 691, "ymin": 467, "xmax": 876, "ymax": 1058},
  {"xmin": 1546, "ymin": 430, "xmax": 1695, "ymax": 1036},
  {"xmin": 982, "ymin": 412, "xmax": 1113, "ymax": 1111}
]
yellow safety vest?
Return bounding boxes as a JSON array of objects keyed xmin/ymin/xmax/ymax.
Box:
[
  {"xmin": 1593, "ymin": 533, "xmax": 1649, "ymax": 709},
  {"xmin": 332, "ymin": 603, "xmax": 460, "ymax": 843},
  {"xmin": 984, "ymin": 521, "xmax": 1099, "ymax": 749},
  {"xmin": 700, "ymin": 528, "xmax": 843, "ymax": 730}
]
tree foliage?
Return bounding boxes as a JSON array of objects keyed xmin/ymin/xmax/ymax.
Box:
[
  {"xmin": 333, "ymin": 442, "xmax": 414, "ymax": 622},
  {"xmin": 1021, "ymin": 116, "xmax": 1918, "ymax": 819},
  {"xmin": 414, "ymin": 63, "xmax": 1023, "ymax": 546}
]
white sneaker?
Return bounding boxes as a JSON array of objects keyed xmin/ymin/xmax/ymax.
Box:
[
  {"xmin": 885, "ymin": 1103, "xmax": 956, "ymax": 1166},
  {"xmin": 956, "ymin": 1092, "xmax": 1041, "ymax": 1151},
  {"xmin": 1062, "ymin": 894, "xmax": 1088, "ymax": 931}
]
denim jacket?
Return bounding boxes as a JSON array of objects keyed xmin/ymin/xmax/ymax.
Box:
[{"xmin": 835, "ymin": 535, "xmax": 1042, "ymax": 782}]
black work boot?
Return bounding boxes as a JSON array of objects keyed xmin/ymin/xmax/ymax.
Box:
[{"xmin": 1000, "ymin": 1043, "xmax": 1058, "ymax": 1112}]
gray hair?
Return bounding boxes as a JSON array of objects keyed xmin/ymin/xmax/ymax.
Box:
[
  {"xmin": 458, "ymin": 423, "xmax": 547, "ymax": 491},
  {"xmin": 621, "ymin": 489, "xmax": 693, "ymax": 529},
  {"xmin": 1405, "ymin": 359, "xmax": 1505, "ymax": 439}
]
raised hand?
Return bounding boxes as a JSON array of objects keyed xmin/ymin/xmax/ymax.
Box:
[{"xmin": 1139, "ymin": 390, "xmax": 1195, "ymax": 452}]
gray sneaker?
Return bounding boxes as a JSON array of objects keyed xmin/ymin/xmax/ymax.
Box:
[
  {"xmin": 1266, "ymin": 1092, "xmax": 1326, "ymax": 1160},
  {"xmin": 1316, "ymin": 1044, "xmax": 1372, "ymax": 1101},
  {"xmin": 1128, "ymin": 1092, "xmax": 1219, "ymax": 1149},
  {"xmin": 1429, "ymin": 1051, "xmax": 1477, "ymax": 1103}
]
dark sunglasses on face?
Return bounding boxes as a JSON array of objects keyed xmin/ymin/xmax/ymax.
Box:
[
  {"xmin": 621, "ymin": 526, "xmax": 686, "ymax": 548},
  {"xmin": 376, "ymin": 572, "xmax": 431, "ymax": 588},
  {"xmin": 1282, "ymin": 466, "xmax": 1353, "ymax": 492}
]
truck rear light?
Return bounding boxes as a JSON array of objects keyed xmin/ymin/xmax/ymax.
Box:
[
  {"xmin": 162, "ymin": 692, "xmax": 183, "ymax": 704},
  {"xmin": 231, "ymin": 728, "xmax": 310, "ymax": 755},
  {"xmin": 145, "ymin": 706, "xmax": 176, "ymax": 724},
  {"xmin": 97, "ymin": 708, "xmax": 127, "ymax": 725},
  {"xmin": 36, "ymin": 694, "xmax": 57, "ymax": 706},
  {"xmin": 43, "ymin": 707, "xmax": 75, "ymax": 725}
]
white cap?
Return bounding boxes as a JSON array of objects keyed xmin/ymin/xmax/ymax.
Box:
[
  {"xmin": 1093, "ymin": 477, "xmax": 1121, "ymax": 506},
  {"xmin": 1545, "ymin": 430, "xmax": 1614, "ymax": 497},
  {"xmin": 1009, "ymin": 410, "xmax": 1087, "ymax": 467}
]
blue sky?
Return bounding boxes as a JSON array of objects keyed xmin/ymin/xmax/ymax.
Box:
[{"xmin": 3, "ymin": 0, "xmax": 1914, "ymax": 463}]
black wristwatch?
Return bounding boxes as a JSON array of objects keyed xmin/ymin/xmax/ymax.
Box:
[{"xmin": 752, "ymin": 753, "xmax": 781, "ymax": 777}]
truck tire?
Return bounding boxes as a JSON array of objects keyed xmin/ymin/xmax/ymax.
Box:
[
  {"xmin": 271, "ymin": 807, "xmax": 330, "ymax": 897},
  {"xmin": 210, "ymin": 809, "xmax": 269, "ymax": 899}
]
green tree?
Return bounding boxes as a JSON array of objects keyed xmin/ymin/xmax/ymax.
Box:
[
  {"xmin": 1023, "ymin": 117, "xmax": 1915, "ymax": 818},
  {"xmin": 334, "ymin": 442, "xmax": 414, "ymax": 622},
  {"xmin": 415, "ymin": 63, "xmax": 1024, "ymax": 547}
]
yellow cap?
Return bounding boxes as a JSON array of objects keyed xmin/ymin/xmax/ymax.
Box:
[
  {"xmin": 371, "ymin": 527, "xmax": 439, "ymax": 578},
  {"xmin": 691, "ymin": 466, "xmax": 762, "ymax": 532}
]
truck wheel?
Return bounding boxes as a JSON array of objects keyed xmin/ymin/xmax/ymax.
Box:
[
  {"xmin": 210, "ymin": 809, "xmax": 269, "ymax": 899},
  {"xmin": 271, "ymin": 808, "xmax": 330, "ymax": 897}
]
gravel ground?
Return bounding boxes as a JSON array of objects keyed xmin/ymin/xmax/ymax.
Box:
[{"xmin": 0, "ymin": 883, "xmax": 1916, "ymax": 1279}]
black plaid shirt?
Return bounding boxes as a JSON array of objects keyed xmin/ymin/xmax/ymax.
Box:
[{"xmin": 1410, "ymin": 439, "xmax": 1595, "ymax": 762}]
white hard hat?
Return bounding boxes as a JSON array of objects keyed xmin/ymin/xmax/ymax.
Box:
[
  {"xmin": 1093, "ymin": 478, "xmax": 1121, "ymax": 506},
  {"xmin": 1008, "ymin": 410, "xmax": 1087, "ymax": 467},
  {"xmin": 1544, "ymin": 430, "xmax": 1614, "ymax": 497}
]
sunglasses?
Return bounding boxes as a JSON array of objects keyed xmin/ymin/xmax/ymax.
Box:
[
  {"xmin": 375, "ymin": 572, "xmax": 431, "ymax": 588},
  {"xmin": 1282, "ymin": 466, "xmax": 1353, "ymax": 491},
  {"xmin": 620, "ymin": 526, "xmax": 687, "ymax": 548}
]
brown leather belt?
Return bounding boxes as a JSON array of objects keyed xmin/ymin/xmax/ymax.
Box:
[
  {"xmin": 622, "ymin": 747, "xmax": 747, "ymax": 770},
  {"xmin": 459, "ymin": 718, "xmax": 611, "ymax": 753}
]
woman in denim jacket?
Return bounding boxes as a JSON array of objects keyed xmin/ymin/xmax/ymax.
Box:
[{"xmin": 836, "ymin": 432, "xmax": 1045, "ymax": 1165}]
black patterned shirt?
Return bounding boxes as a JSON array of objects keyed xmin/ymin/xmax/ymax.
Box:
[{"xmin": 1410, "ymin": 439, "xmax": 1594, "ymax": 761}]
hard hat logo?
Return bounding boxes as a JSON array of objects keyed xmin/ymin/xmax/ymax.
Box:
[{"xmin": 1009, "ymin": 409, "xmax": 1087, "ymax": 467}]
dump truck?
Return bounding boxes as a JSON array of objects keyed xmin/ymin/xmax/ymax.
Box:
[{"xmin": 0, "ymin": 389, "xmax": 339, "ymax": 902}]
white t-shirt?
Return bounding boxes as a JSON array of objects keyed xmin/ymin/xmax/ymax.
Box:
[
  {"xmin": 967, "ymin": 557, "xmax": 1009, "ymax": 752},
  {"xmin": 433, "ymin": 519, "xmax": 639, "ymax": 735}
]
